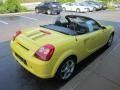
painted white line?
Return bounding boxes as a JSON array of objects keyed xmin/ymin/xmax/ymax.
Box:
[
  {"xmin": 0, "ymin": 20, "xmax": 8, "ymax": 24},
  {"xmin": 19, "ymin": 16, "xmax": 39, "ymax": 21}
]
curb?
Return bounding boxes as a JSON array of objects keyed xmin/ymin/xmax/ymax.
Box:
[{"xmin": 0, "ymin": 11, "xmax": 35, "ymax": 16}]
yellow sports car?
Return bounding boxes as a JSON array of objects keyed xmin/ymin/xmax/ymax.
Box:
[{"xmin": 11, "ymin": 15, "xmax": 114, "ymax": 80}]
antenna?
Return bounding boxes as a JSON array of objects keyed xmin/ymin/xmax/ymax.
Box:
[
  {"xmin": 71, "ymin": 17, "xmax": 78, "ymax": 41},
  {"xmin": 73, "ymin": 23, "xmax": 78, "ymax": 41}
]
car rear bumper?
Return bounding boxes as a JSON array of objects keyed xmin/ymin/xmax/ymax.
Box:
[
  {"xmin": 51, "ymin": 9, "xmax": 62, "ymax": 13},
  {"xmin": 10, "ymin": 41, "xmax": 54, "ymax": 79}
]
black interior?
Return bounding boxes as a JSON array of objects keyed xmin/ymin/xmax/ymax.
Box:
[{"xmin": 55, "ymin": 20, "xmax": 89, "ymax": 35}]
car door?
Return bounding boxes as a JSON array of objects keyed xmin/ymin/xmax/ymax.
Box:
[
  {"xmin": 76, "ymin": 20, "xmax": 106, "ymax": 54},
  {"xmin": 76, "ymin": 33, "xmax": 94, "ymax": 61},
  {"xmin": 40, "ymin": 3, "xmax": 48, "ymax": 13},
  {"xmin": 66, "ymin": 3, "xmax": 72, "ymax": 11},
  {"xmin": 69, "ymin": 3, "xmax": 75, "ymax": 11},
  {"xmin": 38, "ymin": 4, "xmax": 45, "ymax": 12},
  {"xmin": 84, "ymin": 20, "xmax": 107, "ymax": 52}
]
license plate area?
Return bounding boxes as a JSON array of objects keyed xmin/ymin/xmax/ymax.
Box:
[{"xmin": 15, "ymin": 53, "xmax": 27, "ymax": 65}]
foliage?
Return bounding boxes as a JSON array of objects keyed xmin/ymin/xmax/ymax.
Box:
[
  {"xmin": 57, "ymin": 0, "xmax": 75, "ymax": 3},
  {"xmin": 0, "ymin": 5, "xmax": 7, "ymax": 14},
  {"xmin": 100, "ymin": 0, "xmax": 120, "ymax": 3},
  {"xmin": 5, "ymin": 0, "xmax": 25, "ymax": 13},
  {"xmin": 21, "ymin": 0, "xmax": 44, "ymax": 3},
  {"xmin": 0, "ymin": 0, "xmax": 27, "ymax": 14}
]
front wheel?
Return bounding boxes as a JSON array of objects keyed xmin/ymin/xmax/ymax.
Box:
[
  {"xmin": 62, "ymin": 7, "xmax": 66, "ymax": 11},
  {"xmin": 106, "ymin": 34, "xmax": 114, "ymax": 47},
  {"xmin": 47, "ymin": 10, "xmax": 52, "ymax": 15},
  {"xmin": 56, "ymin": 57, "xmax": 76, "ymax": 81},
  {"xmin": 35, "ymin": 8, "xmax": 39, "ymax": 14},
  {"xmin": 93, "ymin": 7, "xmax": 96, "ymax": 11}
]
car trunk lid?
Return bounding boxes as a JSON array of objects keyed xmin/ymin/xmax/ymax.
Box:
[{"xmin": 15, "ymin": 27, "xmax": 68, "ymax": 52}]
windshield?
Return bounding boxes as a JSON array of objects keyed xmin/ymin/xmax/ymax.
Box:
[{"xmin": 50, "ymin": 2, "xmax": 61, "ymax": 6}]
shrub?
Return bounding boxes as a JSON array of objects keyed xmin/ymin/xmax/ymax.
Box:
[
  {"xmin": 58, "ymin": 0, "xmax": 75, "ymax": 4},
  {"xmin": 20, "ymin": 6, "xmax": 27, "ymax": 12},
  {"xmin": 0, "ymin": 0, "xmax": 27, "ymax": 13},
  {"xmin": 107, "ymin": 5, "xmax": 116, "ymax": 10},
  {"xmin": 107, "ymin": 2, "xmax": 116, "ymax": 10},
  {"xmin": 0, "ymin": 5, "xmax": 7, "ymax": 14},
  {"xmin": 5, "ymin": 0, "xmax": 22, "ymax": 13}
]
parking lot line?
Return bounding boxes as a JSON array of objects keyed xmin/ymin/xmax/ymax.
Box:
[
  {"xmin": 19, "ymin": 16, "xmax": 39, "ymax": 21},
  {"xmin": 0, "ymin": 20, "xmax": 8, "ymax": 24}
]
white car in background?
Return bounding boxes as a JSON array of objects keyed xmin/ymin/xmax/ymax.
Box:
[
  {"xmin": 114, "ymin": 3, "xmax": 120, "ymax": 8},
  {"xmin": 62, "ymin": 3, "xmax": 89, "ymax": 13},
  {"xmin": 83, "ymin": 1, "xmax": 101, "ymax": 10},
  {"xmin": 75, "ymin": 3, "xmax": 95, "ymax": 12}
]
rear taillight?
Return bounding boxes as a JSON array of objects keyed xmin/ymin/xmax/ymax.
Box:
[
  {"xmin": 13, "ymin": 31, "xmax": 21, "ymax": 41},
  {"xmin": 35, "ymin": 44, "xmax": 55, "ymax": 61}
]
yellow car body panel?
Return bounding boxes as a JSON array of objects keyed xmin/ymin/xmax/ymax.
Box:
[{"xmin": 10, "ymin": 25, "xmax": 114, "ymax": 79}]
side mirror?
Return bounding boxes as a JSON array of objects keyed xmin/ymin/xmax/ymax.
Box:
[{"xmin": 101, "ymin": 26, "xmax": 106, "ymax": 29}]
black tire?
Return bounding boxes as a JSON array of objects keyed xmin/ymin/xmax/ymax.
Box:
[
  {"xmin": 56, "ymin": 57, "xmax": 76, "ymax": 81},
  {"xmin": 106, "ymin": 34, "xmax": 114, "ymax": 47},
  {"xmin": 47, "ymin": 10, "xmax": 52, "ymax": 15},
  {"xmin": 57, "ymin": 12, "xmax": 60, "ymax": 15},
  {"xmin": 35, "ymin": 8, "xmax": 39, "ymax": 14},
  {"xmin": 76, "ymin": 8, "xmax": 80, "ymax": 13}
]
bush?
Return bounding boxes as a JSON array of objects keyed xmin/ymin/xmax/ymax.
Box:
[
  {"xmin": 20, "ymin": 6, "xmax": 27, "ymax": 12},
  {"xmin": 0, "ymin": 0, "xmax": 27, "ymax": 13},
  {"xmin": 58, "ymin": 0, "xmax": 75, "ymax": 4},
  {"xmin": 107, "ymin": 3, "xmax": 116, "ymax": 10},
  {"xmin": 0, "ymin": 5, "xmax": 7, "ymax": 14},
  {"xmin": 5, "ymin": 0, "xmax": 22, "ymax": 13},
  {"xmin": 107, "ymin": 5, "xmax": 116, "ymax": 10}
]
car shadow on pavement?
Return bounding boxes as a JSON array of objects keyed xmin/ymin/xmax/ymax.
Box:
[{"xmin": 74, "ymin": 46, "xmax": 108, "ymax": 76}]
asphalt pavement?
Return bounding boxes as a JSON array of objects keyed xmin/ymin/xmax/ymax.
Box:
[
  {"xmin": 61, "ymin": 36, "xmax": 120, "ymax": 90},
  {"xmin": 0, "ymin": 9, "xmax": 120, "ymax": 90}
]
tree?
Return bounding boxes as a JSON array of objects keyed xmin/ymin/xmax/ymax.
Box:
[{"xmin": 57, "ymin": 0, "xmax": 75, "ymax": 3}]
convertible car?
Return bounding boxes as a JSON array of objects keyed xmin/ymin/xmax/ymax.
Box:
[{"xmin": 11, "ymin": 15, "xmax": 114, "ymax": 81}]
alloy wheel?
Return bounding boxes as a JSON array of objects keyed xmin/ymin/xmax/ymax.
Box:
[
  {"xmin": 107, "ymin": 35, "xmax": 113, "ymax": 47},
  {"xmin": 59, "ymin": 59, "xmax": 75, "ymax": 80}
]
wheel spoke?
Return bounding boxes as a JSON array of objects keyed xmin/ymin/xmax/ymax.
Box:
[
  {"xmin": 60, "ymin": 59, "xmax": 75, "ymax": 80},
  {"xmin": 108, "ymin": 36, "xmax": 113, "ymax": 46},
  {"xmin": 61, "ymin": 63, "xmax": 68, "ymax": 72},
  {"xmin": 69, "ymin": 63, "xmax": 75, "ymax": 72}
]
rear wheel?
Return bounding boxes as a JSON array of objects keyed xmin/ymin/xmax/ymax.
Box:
[
  {"xmin": 76, "ymin": 8, "xmax": 80, "ymax": 13},
  {"xmin": 47, "ymin": 10, "xmax": 52, "ymax": 15},
  {"xmin": 57, "ymin": 12, "xmax": 60, "ymax": 15},
  {"xmin": 56, "ymin": 57, "xmax": 76, "ymax": 81},
  {"xmin": 106, "ymin": 34, "xmax": 114, "ymax": 47}
]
